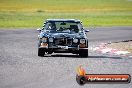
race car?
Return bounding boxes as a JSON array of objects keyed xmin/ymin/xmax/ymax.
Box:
[{"xmin": 37, "ymin": 19, "xmax": 89, "ymax": 57}]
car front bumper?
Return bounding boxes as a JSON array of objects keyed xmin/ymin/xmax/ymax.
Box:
[{"xmin": 39, "ymin": 43, "xmax": 88, "ymax": 50}]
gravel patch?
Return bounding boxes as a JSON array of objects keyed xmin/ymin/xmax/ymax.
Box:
[{"xmin": 106, "ymin": 41, "xmax": 132, "ymax": 54}]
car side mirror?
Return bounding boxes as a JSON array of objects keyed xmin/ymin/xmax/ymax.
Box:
[
  {"xmin": 84, "ymin": 29, "xmax": 89, "ymax": 32},
  {"xmin": 37, "ymin": 28, "xmax": 41, "ymax": 32}
]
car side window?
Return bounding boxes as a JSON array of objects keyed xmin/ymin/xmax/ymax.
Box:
[{"xmin": 78, "ymin": 23, "xmax": 83, "ymax": 30}]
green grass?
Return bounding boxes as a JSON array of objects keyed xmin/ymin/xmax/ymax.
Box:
[{"xmin": 0, "ymin": 0, "xmax": 132, "ymax": 28}]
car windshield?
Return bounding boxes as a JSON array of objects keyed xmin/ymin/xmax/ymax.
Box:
[{"xmin": 44, "ymin": 21, "xmax": 83, "ymax": 33}]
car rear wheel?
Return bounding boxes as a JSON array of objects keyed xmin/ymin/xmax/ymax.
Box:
[
  {"xmin": 79, "ymin": 49, "xmax": 88, "ymax": 57},
  {"xmin": 38, "ymin": 48, "xmax": 45, "ymax": 57}
]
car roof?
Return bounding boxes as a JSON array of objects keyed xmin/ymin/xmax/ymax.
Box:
[{"xmin": 46, "ymin": 19, "xmax": 81, "ymax": 23}]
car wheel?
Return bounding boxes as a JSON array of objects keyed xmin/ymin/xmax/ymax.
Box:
[
  {"xmin": 38, "ymin": 48, "xmax": 45, "ymax": 57},
  {"xmin": 79, "ymin": 49, "xmax": 88, "ymax": 57}
]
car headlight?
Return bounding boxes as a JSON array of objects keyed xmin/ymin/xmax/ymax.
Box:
[
  {"xmin": 49, "ymin": 37, "xmax": 53, "ymax": 42},
  {"xmin": 42, "ymin": 37, "xmax": 47, "ymax": 42},
  {"xmin": 73, "ymin": 38, "xmax": 78, "ymax": 43},
  {"xmin": 80, "ymin": 39, "xmax": 85, "ymax": 44}
]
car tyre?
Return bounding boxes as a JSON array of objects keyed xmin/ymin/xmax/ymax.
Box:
[
  {"xmin": 38, "ymin": 48, "xmax": 45, "ymax": 57},
  {"xmin": 79, "ymin": 49, "xmax": 88, "ymax": 57}
]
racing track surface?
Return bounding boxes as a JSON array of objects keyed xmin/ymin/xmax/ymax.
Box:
[{"xmin": 0, "ymin": 26, "xmax": 132, "ymax": 88}]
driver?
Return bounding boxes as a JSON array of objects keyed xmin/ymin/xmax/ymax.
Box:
[{"xmin": 48, "ymin": 22, "xmax": 56, "ymax": 30}]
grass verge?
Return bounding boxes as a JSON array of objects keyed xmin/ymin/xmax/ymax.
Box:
[{"xmin": 0, "ymin": 0, "xmax": 132, "ymax": 28}]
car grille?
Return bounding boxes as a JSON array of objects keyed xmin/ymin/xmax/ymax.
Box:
[{"xmin": 54, "ymin": 38, "xmax": 72, "ymax": 46}]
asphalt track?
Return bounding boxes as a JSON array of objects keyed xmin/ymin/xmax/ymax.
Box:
[{"xmin": 0, "ymin": 26, "xmax": 132, "ymax": 88}]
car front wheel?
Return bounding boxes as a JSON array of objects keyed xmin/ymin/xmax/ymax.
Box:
[
  {"xmin": 38, "ymin": 48, "xmax": 45, "ymax": 57},
  {"xmin": 79, "ymin": 49, "xmax": 88, "ymax": 57}
]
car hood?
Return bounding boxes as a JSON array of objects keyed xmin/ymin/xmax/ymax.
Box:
[{"xmin": 40, "ymin": 32, "xmax": 85, "ymax": 39}]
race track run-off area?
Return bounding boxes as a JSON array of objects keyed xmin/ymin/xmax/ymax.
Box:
[{"xmin": 0, "ymin": 26, "xmax": 132, "ymax": 88}]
